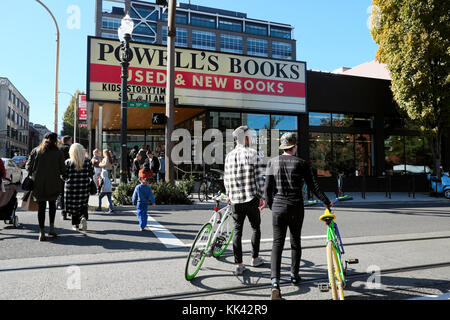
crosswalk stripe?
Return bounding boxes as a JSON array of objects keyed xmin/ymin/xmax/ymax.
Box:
[{"xmin": 147, "ymin": 216, "xmax": 186, "ymax": 248}]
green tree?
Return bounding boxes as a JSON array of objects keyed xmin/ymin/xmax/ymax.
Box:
[
  {"xmin": 61, "ymin": 90, "xmax": 89, "ymax": 149},
  {"xmin": 370, "ymin": 0, "xmax": 450, "ymax": 176}
]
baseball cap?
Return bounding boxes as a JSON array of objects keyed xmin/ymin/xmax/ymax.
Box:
[{"xmin": 279, "ymin": 132, "xmax": 297, "ymax": 150}]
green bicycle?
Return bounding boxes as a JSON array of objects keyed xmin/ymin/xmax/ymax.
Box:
[
  {"xmin": 185, "ymin": 194, "xmax": 234, "ymax": 281},
  {"xmin": 317, "ymin": 198, "xmax": 358, "ymax": 300}
]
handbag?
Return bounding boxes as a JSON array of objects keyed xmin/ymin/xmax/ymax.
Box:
[
  {"xmin": 21, "ymin": 191, "xmax": 39, "ymax": 211},
  {"xmin": 22, "ymin": 152, "xmax": 38, "ymax": 191},
  {"xmin": 89, "ymin": 179, "xmax": 97, "ymax": 195},
  {"xmin": 21, "ymin": 175, "xmax": 34, "ymax": 191}
]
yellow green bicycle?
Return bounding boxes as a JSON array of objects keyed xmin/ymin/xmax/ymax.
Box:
[{"xmin": 317, "ymin": 198, "xmax": 358, "ymax": 300}]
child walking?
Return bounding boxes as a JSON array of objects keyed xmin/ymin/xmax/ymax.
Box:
[
  {"xmin": 96, "ymin": 169, "xmax": 114, "ymax": 213},
  {"xmin": 132, "ymin": 169, "xmax": 156, "ymax": 231}
]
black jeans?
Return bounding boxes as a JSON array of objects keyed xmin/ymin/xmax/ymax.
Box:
[
  {"xmin": 38, "ymin": 201, "xmax": 56, "ymax": 229},
  {"xmin": 231, "ymin": 197, "xmax": 261, "ymax": 264},
  {"xmin": 270, "ymin": 202, "xmax": 305, "ymax": 281}
]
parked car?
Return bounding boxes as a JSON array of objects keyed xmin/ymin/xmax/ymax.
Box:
[
  {"xmin": 12, "ymin": 155, "xmax": 27, "ymax": 169},
  {"xmin": 1, "ymin": 158, "xmax": 23, "ymax": 185}
]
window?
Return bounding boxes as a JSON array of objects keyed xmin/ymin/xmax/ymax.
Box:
[
  {"xmin": 309, "ymin": 112, "xmax": 331, "ymax": 126},
  {"xmin": 309, "ymin": 133, "xmax": 332, "ymax": 177},
  {"xmin": 162, "ymin": 27, "xmax": 188, "ymax": 47},
  {"xmin": 192, "ymin": 30, "xmax": 216, "ymax": 50},
  {"xmin": 218, "ymin": 19, "xmax": 242, "ymax": 32},
  {"xmin": 272, "ymin": 41, "xmax": 292, "ymax": 60},
  {"xmin": 133, "ymin": 22, "xmax": 156, "ymax": 37},
  {"xmin": 6, "ymin": 125, "xmax": 10, "ymax": 137},
  {"xmin": 271, "ymin": 115, "xmax": 297, "ymax": 131},
  {"xmin": 101, "ymin": 32, "xmax": 118, "ymax": 39},
  {"xmin": 220, "ymin": 34, "xmax": 243, "ymax": 54},
  {"xmin": 8, "ymin": 90, "xmax": 11, "ymax": 101},
  {"xmin": 270, "ymin": 26, "xmax": 291, "ymax": 39},
  {"xmin": 385, "ymin": 135, "xmax": 432, "ymax": 174},
  {"xmin": 191, "ymin": 14, "xmax": 216, "ymax": 28},
  {"xmin": 130, "ymin": 4, "xmax": 158, "ymax": 20},
  {"xmin": 161, "ymin": 12, "xmax": 188, "ymax": 24},
  {"xmin": 132, "ymin": 35, "xmax": 155, "ymax": 44},
  {"xmin": 102, "ymin": 17, "xmax": 121, "ymax": 30},
  {"xmin": 247, "ymin": 38, "xmax": 268, "ymax": 57},
  {"xmin": 246, "ymin": 23, "xmax": 267, "ymax": 36}
]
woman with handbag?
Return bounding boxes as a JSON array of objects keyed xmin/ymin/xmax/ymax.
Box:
[
  {"xmin": 63, "ymin": 143, "xmax": 95, "ymax": 232},
  {"xmin": 26, "ymin": 132, "xmax": 66, "ymax": 241}
]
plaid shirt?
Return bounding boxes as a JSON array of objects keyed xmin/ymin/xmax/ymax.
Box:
[{"xmin": 224, "ymin": 144, "xmax": 265, "ymax": 204}]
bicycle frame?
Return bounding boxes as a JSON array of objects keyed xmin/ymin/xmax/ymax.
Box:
[
  {"xmin": 326, "ymin": 220, "xmax": 346, "ymax": 287},
  {"xmin": 202, "ymin": 204, "xmax": 233, "ymax": 255}
]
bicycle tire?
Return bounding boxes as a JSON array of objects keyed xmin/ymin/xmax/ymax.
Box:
[
  {"xmin": 326, "ymin": 241, "xmax": 345, "ymax": 300},
  {"xmin": 185, "ymin": 223, "xmax": 212, "ymax": 281},
  {"xmin": 212, "ymin": 211, "xmax": 234, "ymax": 257},
  {"xmin": 198, "ymin": 181, "xmax": 208, "ymax": 202}
]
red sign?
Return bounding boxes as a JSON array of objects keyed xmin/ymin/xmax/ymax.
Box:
[{"xmin": 78, "ymin": 95, "xmax": 87, "ymax": 121}]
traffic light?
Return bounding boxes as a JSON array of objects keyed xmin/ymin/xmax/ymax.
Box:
[
  {"xmin": 156, "ymin": 0, "xmax": 168, "ymax": 6},
  {"xmin": 152, "ymin": 113, "xmax": 167, "ymax": 125}
]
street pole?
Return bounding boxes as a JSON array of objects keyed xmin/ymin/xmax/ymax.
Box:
[
  {"xmin": 120, "ymin": 34, "xmax": 131, "ymax": 184},
  {"xmin": 36, "ymin": 0, "xmax": 59, "ymax": 134},
  {"xmin": 165, "ymin": 0, "xmax": 176, "ymax": 184},
  {"xmin": 74, "ymin": 93, "xmax": 78, "ymax": 143}
]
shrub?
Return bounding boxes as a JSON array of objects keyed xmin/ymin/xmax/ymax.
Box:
[{"xmin": 112, "ymin": 176, "xmax": 193, "ymax": 205}]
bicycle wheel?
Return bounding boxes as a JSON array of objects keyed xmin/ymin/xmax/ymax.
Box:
[
  {"xmin": 198, "ymin": 181, "xmax": 208, "ymax": 202},
  {"xmin": 185, "ymin": 223, "xmax": 212, "ymax": 281},
  {"xmin": 212, "ymin": 210, "xmax": 234, "ymax": 257},
  {"xmin": 326, "ymin": 241, "xmax": 345, "ymax": 300}
]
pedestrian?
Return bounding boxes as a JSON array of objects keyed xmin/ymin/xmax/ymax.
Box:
[
  {"xmin": 224, "ymin": 125, "xmax": 266, "ymax": 275},
  {"xmin": 58, "ymin": 135, "xmax": 72, "ymax": 220},
  {"xmin": 144, "ymin": 150, "xmax": 160, "ymax": 177},
  {"xmin": 132, "ymin": 153, "xmax": 142, "ymax": 179},
  {"xmin": 158, "ymin": 151, "xmax": 165, "ymax": 183},
  {"xmin": 26, "ymin": 132, "xmax": 66, "ymax": 241},
  {"xmin": 132, "ymin": 168, "xmax": 156, "ymax": 231},
  {"xmin": 63, "ymin": 143, "xmax": 94, "ymax": 232},
  {"xmin": 96, "ymin": 168, "xmax": 114, "ymax": 213},
  {"xmin": 0, "ymin": 156, "xmax": 6, "ymax": 190},
  {"xmin": 138, "ymin": 145, "xmax": 147, "ymax": 166},
  {"xmin": 264, "ymin": 132, "xmax": 331, "ymax": 300},
  {"xmin": 91, "ymin": 149, "xmax": 103, "ymax": 187},
  {"xmin": 99, "ymin": 149, "xmax": 113, "ymax": 179}
]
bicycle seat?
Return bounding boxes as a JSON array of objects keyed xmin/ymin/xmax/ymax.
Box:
[{"xmin": 319, "ymin": 209, "xmax": 335, "ymax": 222}]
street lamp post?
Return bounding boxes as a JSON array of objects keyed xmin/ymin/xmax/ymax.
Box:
[
  {"xmin": 165, "ymin": 0, "xmax": 176, "ymax": 184},
  {"xmin": 35, "ymin": 0, "xmax": 60, "ymax": 134},
  {"xmin": 118, "ymin": 14, "xmax": 134, "ymax": 184}
]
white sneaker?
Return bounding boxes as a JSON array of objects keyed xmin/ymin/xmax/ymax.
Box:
[
  {"xmin": 251, "ymin": 257, "xmax": 265, "ymax": 267},
  {"xmin": 80, "ymin": 218, "xmax": 87, "ymax": 231},
  {"xmin": 72, "ymin": 225, "xmax": 79, "ymax": 231}
]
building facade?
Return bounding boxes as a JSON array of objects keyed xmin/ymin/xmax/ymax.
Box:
[
  {"xmin": 0, "ymin": 77, "xmax": 30, "ymax": 158},
  {"xmin": 90, "ymin": 1, "xmax": 447, "ymax": 192}
]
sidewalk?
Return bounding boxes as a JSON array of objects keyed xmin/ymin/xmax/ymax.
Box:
[{"xmin": 89, "ymin": 191, "xmax": 449, "ymax": 212}]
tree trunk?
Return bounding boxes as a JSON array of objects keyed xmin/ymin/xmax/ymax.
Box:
[{"xmin": 430, "ymin": 129, "xmax": 442, "ymax": 178}]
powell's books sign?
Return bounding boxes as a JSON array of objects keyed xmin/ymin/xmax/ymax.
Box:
[{"xmin": 87, "ymin": 36, "xmax": 307, "ymax": 113}]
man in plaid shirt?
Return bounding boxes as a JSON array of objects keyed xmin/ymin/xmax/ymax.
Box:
[{"xmin": 224, "ymin": 125, "xmax": 266, "ymax": 275}]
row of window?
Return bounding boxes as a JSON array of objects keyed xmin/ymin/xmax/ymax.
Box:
[
  {"xmin": 136, "ymin": 5, "xmax": 293, "ymax": 39},
  {"xmin": 103, "ymin": 6, "xmax": 292, "ymax": 40},
  {"xmin": 102, "ymin": 16, "xmax": 292, "ymax": 59},
  {"xmin": 160, "ymin": 28, "xmax": 292, "ymax": 59},
  {"xmin": 8, "ymin": 89, "xmax": 29, "ymax": 116},
  {"xmin": 6, "ymin": 125, "xmax": 28, "ymax": 145},
  {"xmin": 7, "ymin": 107, "xmax": 29, "ymax": 129}
]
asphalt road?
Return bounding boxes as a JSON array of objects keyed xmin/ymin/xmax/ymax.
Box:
[{"xmin": 0, "ymin": 192, "xmax": 449, "ymax": 301}]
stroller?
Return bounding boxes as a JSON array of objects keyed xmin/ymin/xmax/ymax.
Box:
[{"xmin": 0, "ymin": 180, "xmax": 19, "ymax": 228}]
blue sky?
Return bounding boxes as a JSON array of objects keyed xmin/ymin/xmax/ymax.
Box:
[{"xmin": 0, "ymin": 0, "xmax": 377, "ymax": 133}]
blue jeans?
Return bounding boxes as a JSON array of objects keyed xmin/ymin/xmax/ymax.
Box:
[
  {"xmin": 99, "ymin": 192, "xmax": 113, "ymax": 210},
  {"xmin": 136, "ymin": 203, "xmax": 148, "ymax": 229}
]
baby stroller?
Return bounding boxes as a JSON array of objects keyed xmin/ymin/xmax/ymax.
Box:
[{"xmin": 0, "ymin": 179, "xmax": 19, "ymax": 228}]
